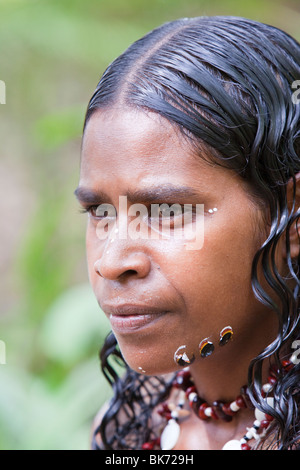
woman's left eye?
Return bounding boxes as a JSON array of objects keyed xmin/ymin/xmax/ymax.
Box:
[{"xmin": 148, "ymin": 204, "xmax": 194, "ymax": 229}]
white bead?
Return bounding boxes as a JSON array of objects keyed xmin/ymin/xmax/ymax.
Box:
[
  {"xmin": 160, "ymin": 419, "xmax": 180, "ymax": 450},
  {"xmin": 204, "ymin": 407, "xmax": 213, "ymax": 417},
  {"xmin": 254, "ymin": 407, "xmax": 265, "ymax": 422},
  {"xmin": 254, "ymin": 420, "xmax": 261, "ymax": 428},
  {"xmin": 262, "ymin": 383, "xmax": 272, "ymax": 393},
  {"xmin": 230, "ymin": 401, "xmax": 240, "ymax": 412},
  {"xmin": 266, "ymin": 397, "xmax": 274, "ymax": 408},
  {"xmin": 254, "ymin": 397, "xmax": 274, "ymax": 422},
  {"xmin": 245, "ymin": 430, "xmax": 253, "ymax": 440},
  {"xmin": 290, "ymin": 352, "xmax": 299, "ymax": 365},
  {"xmin": 222, "ymin": 439, "xmax": 242, "ymax": 450},
  {"xmin": 188, "ymin": 392, "xmax": 197, "ymax": 402},
  {"xmin": 171, "ymin": 410, "xmax": 179, "ymax": 419}
]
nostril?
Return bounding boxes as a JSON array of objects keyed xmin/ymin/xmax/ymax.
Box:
[
  {"xmin": 94, "ymin": 251, "xmax": 151, "ymax": 281},
  {"xmin": 120, "ymin": 269, "xmax": 138, "ymax": 280},
  {"xmin": 126, "ymin": 269, "xmax": 138, "ymax": 275}
]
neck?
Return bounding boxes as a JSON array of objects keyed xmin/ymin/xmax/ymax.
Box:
[{"xmin": 188, "ymin": 329, "xmax": 274, "ymax": 404}]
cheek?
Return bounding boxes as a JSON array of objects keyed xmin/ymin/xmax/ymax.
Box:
[{"xmin": 169, "ymin": 217, "xmax": 264, "ymax": 329}]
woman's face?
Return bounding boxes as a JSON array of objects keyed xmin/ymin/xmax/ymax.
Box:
[{"xmin": 77, "ymin": 108, "xmax": 275, "ymax": 376}]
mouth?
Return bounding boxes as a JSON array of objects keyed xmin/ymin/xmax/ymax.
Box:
[{"xmin": 102, "ymin": 303, "xmax": 170, "ymax": 334}]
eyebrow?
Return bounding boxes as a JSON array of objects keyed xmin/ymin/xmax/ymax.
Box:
[{"xmin": 74, "ymin": 184, "xmax": 202, "ymax": 205}]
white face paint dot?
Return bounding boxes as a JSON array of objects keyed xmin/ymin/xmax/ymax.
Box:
[
  {"xmin": 208, "ymin": 209, "xmax": 214, "ymax": 213},
  {"xmin": 213, "ymin": 208, "xmax": 218, "ymax": 212}
]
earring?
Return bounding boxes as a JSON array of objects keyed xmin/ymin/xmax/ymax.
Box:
[
  {"xmin": 199, "ymin": 338, "xmax": 215, "ymax": 358},
  {"xmin": 219, "ymin": 326, "xmax": 233, "ymax": 346},
  {"xmin": 174, "ymin": 345, "xmax": 195, "ymax": 367}
]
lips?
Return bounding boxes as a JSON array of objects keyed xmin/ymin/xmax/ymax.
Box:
[{"xmin": 101, "ymin": 303, "xmax": 169, "ymax": 333}]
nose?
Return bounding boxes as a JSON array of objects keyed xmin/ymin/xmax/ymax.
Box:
[{"xmin": 94, "ymin": 243, "xmax": 151, "ymax": 281}]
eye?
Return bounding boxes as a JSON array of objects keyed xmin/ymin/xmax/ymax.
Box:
[
  {"xmin": 149, "ymin": 203, "xmax": 194, "ymax": 230},
  {"xmin": 159, "ymin": 203, "xmax": 183, "ymax": 227},
  {"xmin": 87, "ymin": 203, "xmax": 116, "ymax": 220}
]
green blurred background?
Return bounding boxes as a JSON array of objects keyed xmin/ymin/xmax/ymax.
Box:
[{"xmin": 0, "ymin": 0, "xmax": 299, "ymax": 450}]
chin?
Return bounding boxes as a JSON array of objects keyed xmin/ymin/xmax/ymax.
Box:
[{"xmin": 120, "ymin": 347, "xmax": 177, "ymax": 377}]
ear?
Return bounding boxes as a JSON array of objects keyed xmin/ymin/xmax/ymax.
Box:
[{"xmin": 285, "ymin": 172, "xmax": 300, "ymax": 260}]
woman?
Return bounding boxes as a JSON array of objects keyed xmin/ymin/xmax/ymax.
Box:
[{"xmin": 75, "ymin": 16, "xmax": 300, "ymax": 450}]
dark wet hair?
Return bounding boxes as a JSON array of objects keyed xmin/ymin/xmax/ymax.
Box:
[{"xmin": 85, "ymin": 16, "xmax": 300, "ymax": 450}]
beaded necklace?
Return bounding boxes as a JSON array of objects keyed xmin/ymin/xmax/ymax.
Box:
[{"xmin": 142, "ymin": 357, "xmax": 296, "ymax": 451}]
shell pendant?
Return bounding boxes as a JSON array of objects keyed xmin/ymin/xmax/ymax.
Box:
[{"xmin": 160, "ymin": 419, "xmax": 180, "ymax": 450}]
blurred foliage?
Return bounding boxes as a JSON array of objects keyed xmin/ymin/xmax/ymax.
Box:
[{"xmin": 0, "ymin": 0, "xmax": 299, "ymax": 450}]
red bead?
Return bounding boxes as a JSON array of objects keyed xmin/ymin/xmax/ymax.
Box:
[
  {"xmin": 212, "ymin": 401, "xmax": 232, "ymax": 422},
  {"xmin": 222, "ymin": 403, "xmax": 236, "ymax": 416},
  {"xmin": 157, "ymin": 403, "xmax": 170, "ymax": 417},
  {"xmin": 241, "ymin": 443, "xmax": 251, "ymax": 450},
  {"xmin": 162, "ymin": 403, "xmax": 170, "ymax": 411},
  {"xmin": 142, "ymin": 441, "xmax": 155, "ymax": 450},
  {"xmin": 267, "ymin": 375, "xmax": 277, "ymax": 385},
  {"xmin": 157, "ymin": 403, "xmax": 173, "ymax": 421},
  {"xmin": 265, "ymin": 413, "xmax": 274, "ymax": 422},
  {"xmin": 282, "ymin": 360, "xmax": 293, "ymax": 372},
  {"xmin": 174, "ymin": 370, "xmax": 192, "ymax": 390},
  {"xmin": 177, "ymin": 369, "xmax": 191, "ymax": 378},
  {"xmin": 260, "ymin": 419, "xmax": 271, "ymax": 429},
  {"xmin": 185, "ymin": 386, "xmax": 196, "ymax": 399},
  {"xmin": 190, "ymin": 394, "xmax": 203, "ymax": 414},
  {"xmin": 210, "ymin": 407, "xmax": 219, "ymax": 420},
  {"xmin": 236, "ymin": 395, "xmax": 247, "ymax": 408},
  {"xmin": 198, "ymin": 403, "xmax": 210, "ymax": 420}
]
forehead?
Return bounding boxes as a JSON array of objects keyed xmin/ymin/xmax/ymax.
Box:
[
  {"xmin": 82, "ymin": 108, "xmax": 193, "ymax": 169},
  {"xmin": 80, "ymin": 108, "xmax": 215, "ymax": 190},
  {"xmin": 78, "ymin": 108, "xmax": 259, "ymax": 216}
]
